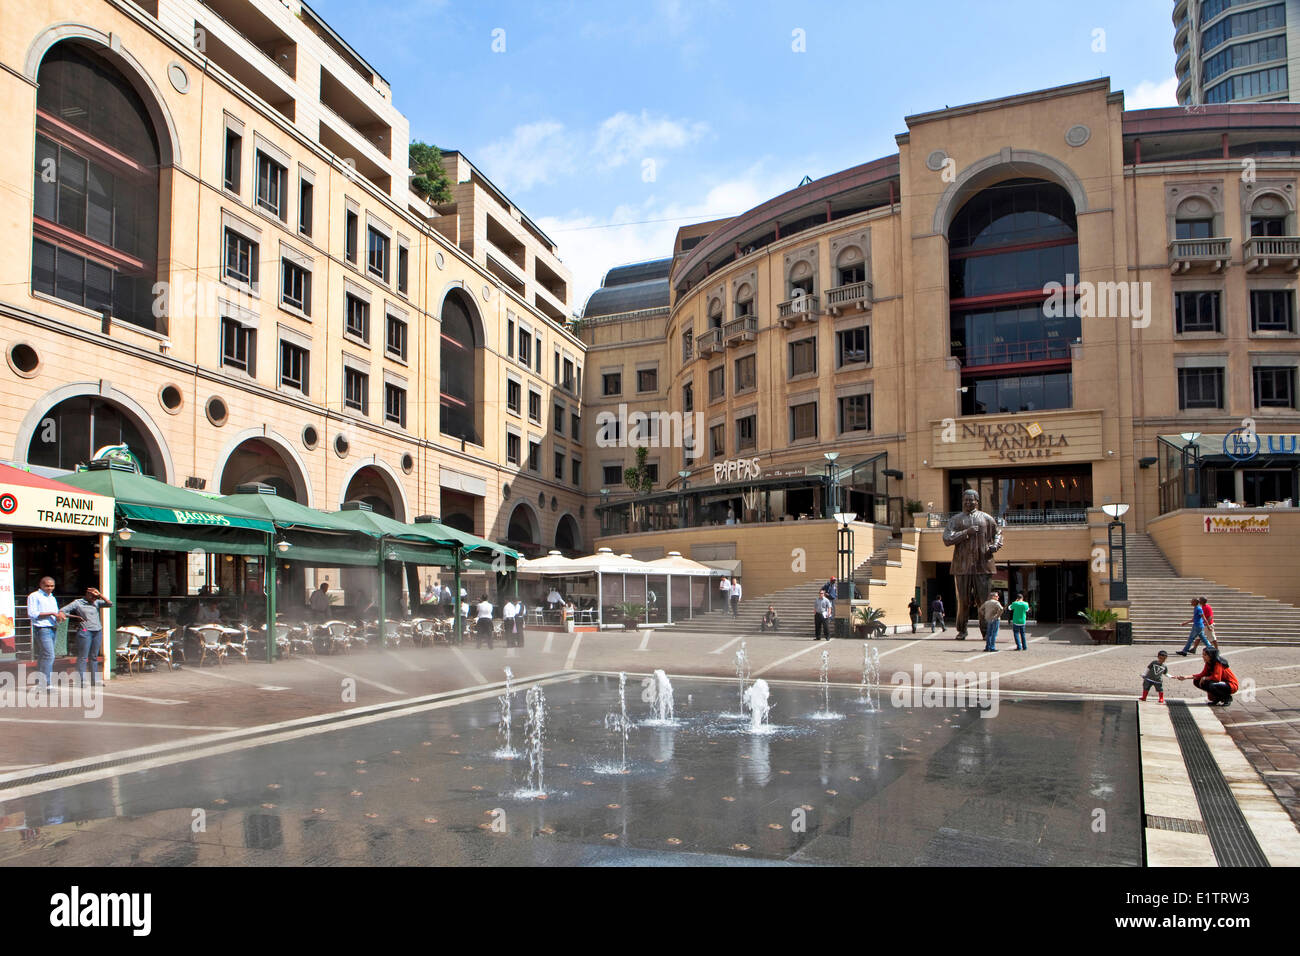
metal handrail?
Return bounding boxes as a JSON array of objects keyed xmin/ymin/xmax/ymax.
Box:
[{"xmin": 777, "ymin": 295, "xmax": 821, "ymax": 319}]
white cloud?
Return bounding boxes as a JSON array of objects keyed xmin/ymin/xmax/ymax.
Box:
[
  {"xmin": 539, "ymin": 164, "xmax": 809, "ymax": 311},
  {"xmin": 477, "ymin": 120, "xmax": 574, "ymax": 192},
  {"xmin": 1126, "ymin": 77, "xmax": 1179, "ymax": 110},
  {"xmin": 592, "ymin": 111, "xmax": 710, "ymax": 169}
]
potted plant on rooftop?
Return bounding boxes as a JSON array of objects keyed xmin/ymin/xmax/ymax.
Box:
[{"xmin": 1078, "ymin": 607, "xmax": 1120, "ymax": 644}]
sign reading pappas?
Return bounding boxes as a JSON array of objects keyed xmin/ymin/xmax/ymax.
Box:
[
  {"xmin": 0, "ymin": 533, "xmax": 14, "ymax": 653},
  {"xmin": 1204, "ymin": 514, "xmax": 1270, "ymax": 534}
]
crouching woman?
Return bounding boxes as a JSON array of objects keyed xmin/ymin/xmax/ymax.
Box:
[{"xmin": 1175, "ymin": 647, "xmax": 1239, "ymax": 706}]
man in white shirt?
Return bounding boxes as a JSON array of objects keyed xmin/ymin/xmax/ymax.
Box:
[
  {"xmin": 547, "ymin": 588, "xmax": 563, "ymax": 607},
  {"xmin": 309, "ymin": 582, "xmax": 331, "ymax": 621},
  {"xmin": 718, "ymin": 576, "xmax": 730, "ymax": 610},
  {"xmin": 730, "ymin": 578, "xmax": 742, "ymax": 618},
  {"xmin": 503, "ymin": 599, "xmax": 522, "ymax": 647},
  {"xmin": 26, "ymin": 576, "xmax": 65, "ymax": 687},
  {"xmin": 475, "ymin": 596, "xmax": 495, "ymax": 649},
  {"xmin": 814, "ymin": 589, "xmax": 833, "ymax": 640}
]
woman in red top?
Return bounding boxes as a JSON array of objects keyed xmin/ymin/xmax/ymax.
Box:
[
  {"xmin": 1199, "ymin": 597, "xmax": 1217, "ymax": 648},
  {"xmin": 1175, "ymin": 647, "xmax": 1237, "ymax": 706}
]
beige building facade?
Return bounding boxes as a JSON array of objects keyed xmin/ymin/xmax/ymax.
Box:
[
  {"xmin": 586, "ymin": 79, "xmax": 1300, "ymax": 622},
  {"xmin": 0, "ymin": 0, "xmax": 588, "ymax": 573}
]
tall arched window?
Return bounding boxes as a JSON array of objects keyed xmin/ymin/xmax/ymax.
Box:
[
  {"xmin": 27, "ymin": 396, "xmax": 159, "ymax": 476},
  {"xmin": 948, "ymin": 178, "xmax": 1079, "ymax": 415},
  {"xmin": 31, "ymin": 43, "xmax": 161, "ymax": 332},
  {"xmin": 439, "ymin": 290, "xmax": 483, "ymax": 444}
]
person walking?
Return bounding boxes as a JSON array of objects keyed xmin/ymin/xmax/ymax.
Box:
[
  {"xmin": 475, "ymin": 595, "xmax": 495, "ymax": 649},
  {"xmin": 814, "ymin": 589, "xmax": 832, "ymax": 641},
  {"xmin": 718, "ymin": 575, "xmax": 731, "ymax": 610},
  {"xmin": 824, "ymin": 576, "xmax": 839, "ymax": 617},
  {"xmin": 908, "ymin": 598, "xmax": 920, "ymax": 634},
  {"xmin": 1008, "ymin": 593, "xmax": 1030, "ymax": 650},
  {"xmin": 1200, "ymin": 596, "xmax": 1218, "ymax": 648},
  {"xmin": 1140, "ymin": 650, "xmax": 1169, "ymax": 704},
  {"xmin": 60, "ymin": 587, "xmax": 112, "ymax": 685},
  {"xmin": 26, "ymin": 576, "xmax": 65, "ymax": 689},
  {"xmin": 1177, "ymin": 597, "xmax": 1206, "ymax": 656},
  {"xmin": 930, "ymin": 596, "xmax": 945, "ymax": 633},
  {"xmin": 979, "ymin": 591, "xmax": 1004, "ymax": 652},
  {"xmin": 730, "ymin": 578, "xmax": 742, "ymax": 618},
  {"xmin": 309, "ymin": 581, "xmax": 331, "ymax": 621}
]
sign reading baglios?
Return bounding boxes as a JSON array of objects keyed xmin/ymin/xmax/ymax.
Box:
[
  {"xmin": 171, "ymin": 510, "xmax": 232, "ymax": 526},
  {"xmin": 1203, "ymin": 514, "xmax": 1270, "ymax": 534}
]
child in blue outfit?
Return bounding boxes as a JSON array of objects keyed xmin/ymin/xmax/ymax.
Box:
[{"xmin": 1177, "ymin": 598, "xmax": 1205, "ymax": 656}]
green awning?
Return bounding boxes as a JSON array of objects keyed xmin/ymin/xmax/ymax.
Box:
[
  {"xmin": 412, "ymin": 517, "xmax": 520, "ymax": 563},
  {"xmin": 120, "ymin": 524, "xmax": 269, "ymax": 556},
  {"xmin": 60, "ymin": 469, "xmax": 274, "ymax": 534},
  {"xmin": 278, "ymin": 529, "xmax": 379, "ymax": 567},
  {"xmin": 116, "ymin": 501, "xmax": 272, "ymax": 533}
]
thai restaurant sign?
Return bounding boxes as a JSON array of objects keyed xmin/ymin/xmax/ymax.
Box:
[
  {"xmin": 1204, "ymin": 514, "xmax": 1269, "ymax": 534},
  {"xmin": 929, "ymin": 410, "xmax": 1103, "ymax": 468}
]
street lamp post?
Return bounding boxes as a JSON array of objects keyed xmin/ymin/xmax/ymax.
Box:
[
  {"xmin": 1102, "ymin": 503, "xmax": 1130, "ymax": 601},
  {"xmin": 833, "ymin": 510, "xmax": 858, "ymax": 604},
  {"xmin": 677, "ymin": 469, "xmax": 691, "ymax": 529},
  {"xmin": 823, "ymin": 451, "xmax": 840, "ymax": 519}
]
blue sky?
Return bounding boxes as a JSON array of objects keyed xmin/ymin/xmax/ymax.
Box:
[{"xmin": 311, "ymin": 0, "xmax": 1180, "ymax": 309}]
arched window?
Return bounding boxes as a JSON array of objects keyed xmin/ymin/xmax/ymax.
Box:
[
  {"xmin": 439, "ymin": 290, "xmax": 482, "ymax": 445},
  {"xmin": 555, "ymin": 514, "xmax": 580, "ymax": 554},
  {"xmin": 27, "ymin": 396, "xmax": 159, "ymax": 476},
  {"xmin": 948, "ymin": 178, "xmax": 1079, "ymax": 415},
  {"xmin": 32, "ymin": 42, "xmax": 161, "ymax": 332}
]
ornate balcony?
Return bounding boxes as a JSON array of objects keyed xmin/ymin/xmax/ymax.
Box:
[
  {"xmin": 777, "ymin": 294, "xmax": 821, "ymax": 327},
  {"xmin": 1244, "ymin": 236, "xmax": 1300, "ymax": 273},
  {"xmin": 724, "ymin": 314, "xmax": 757, "ymax": 345},
  {"xmin": 697, "ymin": 328, "xmax": 724, "ymax": 355},
  {"xmin": 825, "ymin": 280, "xmax": 873, "ymax": 315},
  {"xmin": 1169, "ymin": 237, "xmax": 1230, "ymax": 273}
]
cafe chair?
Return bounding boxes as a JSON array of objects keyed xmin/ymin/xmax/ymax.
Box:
[
  {"xmin": 140, "ymin": 628, "xmax": 175, "ymax": 669},
  {"xmin": 193, "ymin": 625, "xmax": 227, "ymax": 667},
  {"xmin": 220, "ymin": 626, "xmax": 250, "ymax": 663},
  {"xmin": 115, "ymin": 627, "xmax": 149, "ymax": 675},
  {"xmin": 323, "ymin": 620, "xmax": 351, "ymax": 655}
]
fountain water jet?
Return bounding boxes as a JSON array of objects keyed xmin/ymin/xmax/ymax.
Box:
[
  {"xmin": 820, "ymin": 649, "xmax": 831, "ymax": 715},
  {"xmin": 649, "ymin": 669, "xmax": 674, "ymax": 722},
  {"xmin": 735, "ymin": 642, "xmax": 750, "ymax": 712},
  {"xmin": 496, "ymin": 667, "xmax": 516, "ymax": 758},
  {"xmin": 743, "ymin": 679, "xmax": 772, "ymax": 732},
  {"xmin": 861, "ymin": 645, "xmax": 881, "ymax": 711},
  {"xmin": 602, "ymin": 672, "xmax": 632, "ymax": 771},
  {"xmin": 524, "ymin": 685, "xmax": 546, "ymax": 794}
]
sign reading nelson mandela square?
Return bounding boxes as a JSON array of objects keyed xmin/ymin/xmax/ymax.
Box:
[{"xmin": 931, "ymin": 410, "xmax": 1103, "ymax": 468}]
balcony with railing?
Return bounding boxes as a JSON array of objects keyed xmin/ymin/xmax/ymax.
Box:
[
  {"xmin": 1244, "ymin": 235, "xmax": 1300, "ymax": 272},
  {"xmin": 825, "ymin": 280, "xmax": 873, "ymax": 315},
  {"xmin": 1169, "ymin": 237, "xmax": 1231, "ymax": 273},
  {"xmin": 925, "ymin": 508, "xmax": 1089, "ymax": 527},
  {"xmin": 777, "ymin": 294, "xmax": 821, "ymax": 327},
  {"xmin": 724, "ymin": 314, "xmax": 758, "ymax": 345},
  {"xmin": 697, "ymin": 328, "xmax": 724, "ymax": 355},
  {"xmin": 955, "ymin": 337, "xmax": 1075, "ymax": 370}
]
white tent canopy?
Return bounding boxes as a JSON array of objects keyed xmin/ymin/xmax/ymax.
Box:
[
  {"xmin": 644, "ymin": 551, "xmax": 717, "ymax": 576},
  {"xmin": 517, "ymin": 549, "xmax": 578, "ymax": 576}
]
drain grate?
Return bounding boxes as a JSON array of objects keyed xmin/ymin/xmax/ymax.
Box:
[
  {"xmin": 1144, "ymin": 814, "xmax": 1207, "ymax": 835},
  {"xmin": 1166, "ymin": 701, "xmax": 1269, "ymax": 867}
]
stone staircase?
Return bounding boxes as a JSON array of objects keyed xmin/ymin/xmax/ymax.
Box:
[
  {"xmin": 661, "ymin": 551, "xmax": 883, "ymax": 636},
  {"xmin": 1126, "ymin": 532, "xmax": 1300, "ymax": 646}
]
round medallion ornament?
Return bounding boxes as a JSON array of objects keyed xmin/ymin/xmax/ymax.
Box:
[
  {"xmin": 1065, "ymin": 124, "xmax": 1091, "ymax": 147},
  {"xmin": 925, "ymin": 150, "xmax": 948, "ymax": 172}
]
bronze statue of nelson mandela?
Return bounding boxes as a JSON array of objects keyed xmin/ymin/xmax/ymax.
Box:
[{"xmin": 942, "ymin": 489, "xmax": 1004, "ymax": 640}]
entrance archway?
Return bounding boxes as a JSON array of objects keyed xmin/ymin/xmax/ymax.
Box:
[
  {"xmin": 555, "ymin": 513, "xmax": 581, "ymax": 554},
  {"xmin": 505, "ymin": 501, "xmax": 541, "ymax": 556},
  {"xmin": 216, "ymin": 434, "xmax": 311, "ymax": 503},
  {"xmin": 341, "ymin": 462, "xmax": 408, "ymax": 521}
]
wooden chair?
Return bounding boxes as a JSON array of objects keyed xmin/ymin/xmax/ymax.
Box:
[
  {"xmin": 140, "ymin": 628, "xmax": 175, "ymax": 669},
  {"xmin": 114, "ymin": 627, "xmax": 148, "ymax": 675},
  {"xmin": 220, "ymin": 626, "xmax": 249, "ymax": 663},
  {"xmin": 193, "ymin": 625, "xmax": 227, "ymax": 667}
]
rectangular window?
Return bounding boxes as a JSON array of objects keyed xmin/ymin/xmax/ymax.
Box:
[
  {"xmin": 1174, "ymin": 291, "xmax": 1221, "ymax": 333},
  {"xmin": 1177, "ymin": 367, "xmax": 1224, "ymax": 410},
  {"xmin": 536, "ymin": 343, "xmax": 543, "ymax": 374},
  {"xmin": 709, "ymin": 424, "xmax": 725, "ymax": 459},
  {"xmin": 528, "ymin": 389, "xmax": 542, "ymax": 422},
  {"xmin": 637, "ymin": 368, "xmax": 658, "ymax": 392},
  {"xmin": 397, "ymin": 244, "xmax": 409, "ymax": 294},
  {"xmin": 682, "ymin": 330, "xmax": 694, "ymax": 363},
  {"xmin": 506, "ymin": 433, "xmax": 521, "ymax": 465},
  {"xmin": 384, "ymin": 382, "xmax": 406, "ymax": 427},
  {"xmin": 839, "ymin": 394, "xmax": 871, "ymax": 433},
  {"xmin": 572, "ymin": 458, "xmax": 581, "ymax": 487},
  {"xmin": 386, "ymin": 312, "xmax": 407, "ymax": 360},
  {"xmin": 838, "ymin": 262, "xmax": 865, "ymax": 285},
  {"xmin": 736, "ymin": 414, "xmax": 756, "ymax": 451},
  {"xmin": 1254, "ymin": 365, "xmax": 1297, "ymax": 408},
  {"xmin": 708, "ymin": 366, "xmax": 725, "ymax": 401},
  {"xmin": 555, "ymin": 352, "xmax": 561, "ymax": 384},
  {"xmin": 367, "ymin": 227, "xmax": 389, "ymax": 282},
  {"xmin": 789, "ymin": 338, "xmax": 817, "ymax": 377},
  {"xmin": 281, "ymin": 259, "xmax": 310, "ymax": 314},
  {"xmin": 519, "ymin": 330, "xmax": 532, "ymax": 367},
  {"xmin": 345, "ymin": 208, "xmax": 358, "ymax": 264},
  {"xmin": 603, "ymin": 465, "xmax": 622, "ymax": 485},
  {"xmin": 224, "ymin": 229, "xmax": 258, "ymax": 287},
  {"xmin": 554, "ymin": 451, "xmax": 565, "ymax": 480},
  {"xmin": 255, "ymin": 151, "xmax": 287, "ymax": 220},
  {"xmin": 602, "ymin": 372, "xmax": 622, "ymax": 396},
  {"xmin": 344, "ymin": 366, "xmax": 369, "ymax": 414},
  {"xmin": 221, "ymin": 318, "xmax": 254, "ymax": 375},
  {"xmin": 1175, "ymin": 219, "xmax": 1214, "ymax": 240},
  {"xmin": 554, "ymin": 403, "xmax": 565, "ymax": 435},
  {"xmin": 224, "ymin": 129, "xmax": 242, "ymax": 193},
  {"xmin": 645, "ymin": 463, "xmax": 659, "ymax": 484},
  {"xmin": 507, "ymin": 379, "xmax": 521, "ymax": 414},
  {"xmin": 298, "ymin": 178, "xmax": 312, "ymax": 236},
  {"xmin": 345, "ymin": 293, "xmax": 369, "ymax": 342},
  {"xmin": 682, "ymin": 383, "xmax": 694, "ymax": 412},
  {"xmin": 790, "ymin": 401, "xmax": 818, "ymax": 440},
  {"xmin": 1250, "ymin": 216, "xmax": 1286, "ymax": 237},
  {"xmin": 507, "ymin": 318, "xmax": 515, "ymax": 357},
  {"xmin": 734, "ymin": 355, "xmax": 756, "ymax": 391},
  {"xmin": 836, "ymin": 327, "xmax": 870, "ymax": 365},
  {"xmin": 528, "ymin": 440, "xmax": 541, "ymax": 473},
  {"xmin": 279, "ymin": 340, "xmax": 308, "ymax": 393},
  {"xmin": 563, "ymin": 359, "xmax": 575, "ymax": 392},
  {"xmin": 571, "ymin": 413, "xmax": 581, "ymax": 440},
  {"xmin": 1251, "ymin": 289, "xmax": 1295, "ymax": 332}
]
